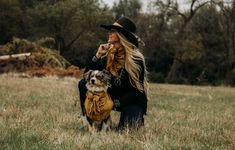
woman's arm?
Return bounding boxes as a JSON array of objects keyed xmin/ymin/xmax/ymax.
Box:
[
  {"xmin": 84, "ymin": 56, "xmax": 105, "ymax": 72},
  {"xmin": 84, "ymin": 43, "xmax": 112, "ymax": 72}
]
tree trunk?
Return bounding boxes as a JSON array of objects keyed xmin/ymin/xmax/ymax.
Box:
[
  {"xmin": 165, "ymin": 58, "xmax": 183, "ymax": 83},
  {"xmin": 165, "ymin": 0, "xmax": 209, "ymax": 83}
]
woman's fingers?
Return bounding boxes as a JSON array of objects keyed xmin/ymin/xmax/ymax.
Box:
[{"xmin": 96, "ymin": 43, "xmax": 113, "ymax": 58}]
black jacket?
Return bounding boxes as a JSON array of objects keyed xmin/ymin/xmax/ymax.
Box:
[{"xmin": 84, "ymin": 56, "xmax": 148, "ymax": 115}]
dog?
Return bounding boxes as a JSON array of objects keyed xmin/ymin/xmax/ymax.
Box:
[{"xmin": 81, "ymin": 69, "xmax": 113, "ymax": 132}]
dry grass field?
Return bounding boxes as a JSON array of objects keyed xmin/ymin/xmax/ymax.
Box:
[{"xmin": 0, "ymin": 74, "xmax": 235, "ymax": 150}]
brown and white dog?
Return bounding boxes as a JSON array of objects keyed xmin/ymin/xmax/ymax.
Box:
[{"xmin": 81, "ymin": 69, "xmax": 113, "ymax": 132}]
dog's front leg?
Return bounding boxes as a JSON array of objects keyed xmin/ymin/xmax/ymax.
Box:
[
  {"xmin": 89, "ymin": 123, "xmax": 98, "ymax": 133},
  {"xmin": 101, "ymin": 117, "xmax": 112, "ymax": 132},
  {"xmin": 80, "ymin": 115, "xmax": 91, "ymax": 129},
  {"xmin": 101, "ymin": 122, "xmax": 110, "ymax": 132},
  {"xmin": 88, "ymin": 123, "xmax": 94, "ymax": 132}
]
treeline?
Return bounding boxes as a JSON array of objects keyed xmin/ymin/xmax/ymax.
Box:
[{"xmin": 0, "ymin": 0, "xmax": 235, "ymax": 85}]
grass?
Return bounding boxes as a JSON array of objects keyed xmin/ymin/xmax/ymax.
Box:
[{"xmin": 0, "ymin": 73, "xmax": 235, "ymax": 150}]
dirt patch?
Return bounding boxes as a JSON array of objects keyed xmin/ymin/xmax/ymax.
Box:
[{"xmin": 26, "ymin": 66, "xmax": 84, "ymax": 78}]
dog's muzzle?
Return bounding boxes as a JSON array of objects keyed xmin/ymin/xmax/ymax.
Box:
[{"xmin": 91, "ymin": 79, "xmax": 95, "ymax": 84}]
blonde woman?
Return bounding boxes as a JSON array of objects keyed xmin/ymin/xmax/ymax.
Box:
[{"xmin": 78, "ymin": 16, "xmax": 148, "ymax": 130}]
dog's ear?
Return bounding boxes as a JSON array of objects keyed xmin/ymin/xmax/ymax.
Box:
[
  {"xmin": 102, "ymin": 69, "xmax": 109, "ymax": 75},
  {"xmin": 102, "ymin": 69, "xmax": 112, "ymax": 77},
  {"xmin": 100, "ymin": 69, "xmax": 112, "ymax": 87},
  {"xmin": 101, "ymin": 69, "xmax": 111, "ymax": 80},
  {"xmin": 84, "ymin": 70, "xmax": 93, "ymax": 81}
]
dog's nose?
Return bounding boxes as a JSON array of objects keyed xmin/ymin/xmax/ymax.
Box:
[{"xmin": 91, "ymin": 79, "xmax": 95, "ymax": 84}]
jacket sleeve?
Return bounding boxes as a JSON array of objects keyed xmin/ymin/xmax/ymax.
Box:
[{"xmin": 84, "ymin": 56, "xmax": 106, "ymax": 73}]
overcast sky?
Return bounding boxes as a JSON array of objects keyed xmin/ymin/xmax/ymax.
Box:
[
  {"xmin": 101, "ymin": 0, "xmax": 233, "ymax": 13},
  {"xmin": 100, "ymin": 0, "xmax": 190, "ymax": 12},
  {"xmin": 101, "ymin": 0, "xmax": 153, "ymax": 12}
]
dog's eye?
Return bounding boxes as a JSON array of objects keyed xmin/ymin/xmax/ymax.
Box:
[{"xmin": 96, "ymin": 74, "xmax": 103, "ymax": 80}]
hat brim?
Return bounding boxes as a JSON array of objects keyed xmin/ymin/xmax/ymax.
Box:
[{"xmin": 100, "ymin": 24, "xmax": 139, "ymax": 48}]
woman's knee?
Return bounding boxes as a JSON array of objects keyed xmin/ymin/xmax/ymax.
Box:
[
  {"xmin": 78, "ymin": 78, "xmax": 87, "ymax": 103},
  {"xmin": 118, "ymin": 105, "xmax": 144, "ymax": 130}
]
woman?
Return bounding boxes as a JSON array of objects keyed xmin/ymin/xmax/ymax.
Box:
[{"xmin": 78, "ymin": 16, "xmax": 148, "ymax": 130}]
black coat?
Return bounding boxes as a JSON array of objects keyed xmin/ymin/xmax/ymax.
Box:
[{"xmin": 84, "ymin": 56, "xmax": 148, "ymax": 115}]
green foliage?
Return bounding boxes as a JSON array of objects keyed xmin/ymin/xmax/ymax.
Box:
[
  {"xmin": 137, "ymin": 14, "xmax": 175, "ymax": 77},
  {"xmin": 0, "ymin": 0, "xmax": 24, "ymax": 43},
  {"xmin": 189, "ymin": 5, "xmax": 235, "ymax": 85},
  {"xmin": 112, "ymin": 0, "xmax": 142, "ymax": 20},
  {"xmin": 0, "ymin": 37, "xmax": 37, "ymax": 55},
  {"xmin": 0, "ymin": 38, "xmax": 71, "ymax": 69},
  {"xmin": 35, "ymin": 37, "xmax": 55, "ymax": 49},
  {"xmin": 32, "ymin": 48, "xmax": 71, "ymax": 68},
  {"xmin": 149, "ymin": 72, "xmax": 165, "ymax": 83},
  {"xmin": 27, "ymin": 0, "xmax": 113, "ymax": 66}
]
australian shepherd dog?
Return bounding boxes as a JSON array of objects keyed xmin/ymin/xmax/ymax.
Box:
[{"xmin": 81, "ymin": 69, "xmax": 113, "ymax": 132}]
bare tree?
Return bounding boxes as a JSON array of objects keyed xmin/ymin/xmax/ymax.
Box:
[{"xmin": 158, "ymin": 0, "xmax": 211, "ymax": 83}]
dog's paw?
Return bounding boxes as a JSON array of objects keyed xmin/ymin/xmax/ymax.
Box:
[
  {"xmin": 101, "ymin": 123, "xmax": 111, "ymax": 132},
  {"xmin": 79, "ymin": 115, "xmax": 90, "ymax": 129}
]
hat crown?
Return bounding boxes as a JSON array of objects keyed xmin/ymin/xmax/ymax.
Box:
[
  {"xmin": 100, "ymin": 16, "xmax": 139, "ymax": 47},
  {"xmin": 116, "ymin": 16, "xmax": 136, "ymax": 33}
]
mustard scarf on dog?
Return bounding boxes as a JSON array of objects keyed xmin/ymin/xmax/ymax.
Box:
[
  {"xmin": 85, "ymin": 91, "xmax": 113, "ymax": 121},
  {"xmin": 106, "ymin": 46, "xmax": 125, "ymax": 77}
]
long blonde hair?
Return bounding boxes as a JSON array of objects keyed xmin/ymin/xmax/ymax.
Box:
[{"xmin": 116, "ymin": 31, "xmax": 149, "ymax": 96}]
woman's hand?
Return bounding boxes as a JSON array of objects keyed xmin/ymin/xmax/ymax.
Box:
[{"xmin": 95, "ymin": 43, "xmax": 113, "ymax": 59}]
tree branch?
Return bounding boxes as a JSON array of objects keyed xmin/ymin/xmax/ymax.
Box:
[{"xmin": 65, "ymin": 31, "xmax": 84, "ymax": 50}]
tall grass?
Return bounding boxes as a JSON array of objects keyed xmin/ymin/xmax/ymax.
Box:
[{"xmin": 0, "ymin": 74, "xmax": 234, "ymax": 150}]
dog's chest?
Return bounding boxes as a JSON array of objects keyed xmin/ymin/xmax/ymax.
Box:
[{"xmin": 85, "ymin": 91, "xmax": 113, "ymax": 121}]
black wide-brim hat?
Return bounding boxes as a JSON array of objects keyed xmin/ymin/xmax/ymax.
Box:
[{"xmin": 100, "ymin": 16, "xmax": 139, "ymax": 48}]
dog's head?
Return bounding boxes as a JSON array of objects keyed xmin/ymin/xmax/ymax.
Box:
[{"xmin": 84, "ymin": 70, "xmax": 111, "ymax": 92}]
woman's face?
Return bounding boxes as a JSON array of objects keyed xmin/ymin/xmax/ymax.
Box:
[{"xmin": 108, "ymin": 30, "xmax": 120, "ymax": 44}]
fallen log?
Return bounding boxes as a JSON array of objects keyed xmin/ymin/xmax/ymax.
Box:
[{"xmin": 0, "ymin": 53, "xmax": 31, "ymax": 60}]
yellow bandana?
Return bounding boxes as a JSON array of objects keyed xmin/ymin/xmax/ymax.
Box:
[
  {"xmin": 106, "ymin": 46, "xmax": 125, "ymax": 77},
  {"xmin": 85, "ymin": 91, "xmax": 113, "ymax": 121}
]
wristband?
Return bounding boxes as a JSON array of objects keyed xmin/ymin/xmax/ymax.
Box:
[{"xmin": 114, "ymin": 99, "xmax": 121, "ymax": 108}]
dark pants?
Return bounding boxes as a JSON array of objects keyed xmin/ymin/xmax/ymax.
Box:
[{"xmin": 78, "ymin": 79, "xmax": 144, "ymax": 130}]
